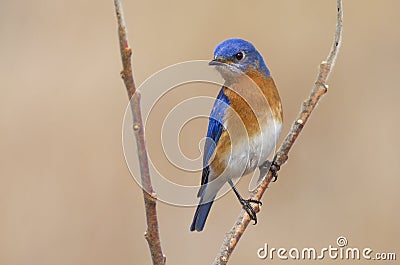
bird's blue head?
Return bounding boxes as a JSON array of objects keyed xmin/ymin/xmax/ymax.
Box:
[{"xmin": 209, "ymin": 38, "xmax": 270, "ymax": 79}]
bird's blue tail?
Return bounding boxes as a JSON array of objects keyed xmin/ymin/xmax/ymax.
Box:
[{"xmin": 190, "ymin": 195, "xmax": 215, "ymax": 232}]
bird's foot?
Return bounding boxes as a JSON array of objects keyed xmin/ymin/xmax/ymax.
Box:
[
  {"xmin": 270, "ymin": 161, "xmax": 280, "ymax": 182},
  {"xmin": 259, "ymin": 159, "xmax": 281, "ymax": 182},
  {"xmin": 240, "ymin": 198, "xmax": 262, "ymax": 225}
]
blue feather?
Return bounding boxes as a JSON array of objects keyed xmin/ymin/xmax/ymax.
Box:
[
  {"xmin": 199, "ymin": 88, "xmax": 229, "ymax": 190},
  {"xmin": 191, "ymin": 88, "xmax": 229, "ymax": 231},
  {"xmin": 189, "ymin": 195, "xmax": 215, "ymax": 232},
  {"xmin": 204, "ymin": 88, "xmax": 229, "ymax": 165}
]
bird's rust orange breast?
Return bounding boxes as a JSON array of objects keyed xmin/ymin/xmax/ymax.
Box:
[
  {"xmin": 245, "ymin": 69, "xmax": 283, "ymax": 124},
  {"xmin": 223, "ymin": 69, "xmax": 283, "ymax": 137}
]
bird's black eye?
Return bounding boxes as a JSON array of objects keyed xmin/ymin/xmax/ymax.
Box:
[{"xmin": 235, "ymin": 51, "xmax": 244, "ymax": 61}]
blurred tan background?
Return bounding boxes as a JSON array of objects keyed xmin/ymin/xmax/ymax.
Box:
[{"xmin": 1, "ymin": 1, "xmax": 399, "ymax": 264}]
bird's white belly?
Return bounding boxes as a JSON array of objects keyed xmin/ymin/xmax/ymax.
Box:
[{"xmin": 216, "ymin": 118, "xmax": 282, "ymax": 182}]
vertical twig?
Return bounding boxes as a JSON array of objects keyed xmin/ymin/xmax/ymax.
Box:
[
  {"xmin": 113, "ymin": 1, "xmax": 166, "ymax": 264},
  {"xmin": 213, "ymin": 1, "xmax": 343, "ymax": 264}
]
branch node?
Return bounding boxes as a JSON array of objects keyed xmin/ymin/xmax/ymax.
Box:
[
  {"xmin": 133, "ymin": 123, "xmax": 140, "ymax": 131},
  {"xmin": 125, "ymin": 47, "xmax": 132, "ymax": 56}
]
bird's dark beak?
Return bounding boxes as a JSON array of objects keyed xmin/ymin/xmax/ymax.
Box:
[
  {"xmin": 208, "ymin": 59, "xmax": 220, "ymax": 66},
  {"xmin": 209, "ymin": 57, "xmax": 225, "ymax": 66}
]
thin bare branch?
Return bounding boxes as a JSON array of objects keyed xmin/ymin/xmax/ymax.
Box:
[
  {"xmin": 113, "ymin": 1, "xmax": 166, "ymax": 264},
  {"xmin": 213, "ymin": 1, "xmax": 343, "ymax": 264}
]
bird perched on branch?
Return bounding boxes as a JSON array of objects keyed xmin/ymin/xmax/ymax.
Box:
[{"xmin": 190, "ymin": 38, "xmax": 283, "ymax": 232}]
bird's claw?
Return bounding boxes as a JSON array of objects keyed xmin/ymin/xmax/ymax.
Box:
[
  {"xmin": 258, "ymin": 159, "xmax": 281, "ymax": 182},
  {"xmin": 270, "ymin": 161, "xmax": 280, "ymax": 182},
  {"xmin": 240, "ymin": 198, "xmax": 262, "ymax": 225}
]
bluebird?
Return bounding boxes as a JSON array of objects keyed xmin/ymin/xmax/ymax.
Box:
[{"xmin": 190, "ymin": 38, "xmax": 283, "ymax": 232}]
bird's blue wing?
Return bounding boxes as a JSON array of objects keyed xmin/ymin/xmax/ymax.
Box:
[{"xmin": 199, "ymin": 88, "xmax": 229, "ymax": 191}]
